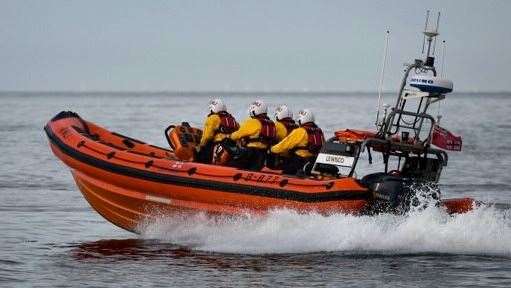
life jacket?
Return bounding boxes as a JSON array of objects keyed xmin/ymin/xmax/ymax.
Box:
[
  {"xmin": 216, "ymin": 112, "xmax": 239, "ymax": 134},
  {"xmin": 279, "ymin": 117, "xmax": 298, "ymax": 135},
  {"xmin": 302, "ymin": 123, "xmax": 324, "ymax": 154},
  {"xmin": 248, "ymin": 115, "xmax": 277, "ymax": 145}
]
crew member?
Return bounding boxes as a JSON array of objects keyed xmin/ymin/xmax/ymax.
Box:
[
  {"xmin": 270, "ymin": 109, "xmax": 324, "ymax": 175},
  {"xmin": 197, "ymin": 98, "xmax": 239, "ymax": 163},
  {"xmin": 230, "ymin": 99, "xmax": 277, "ymax": 171},
  {"xmin": 274, "ymin": 104, "xmax": 298, "ymax": 141},
  {"xmin": 267, "ymin": 105, "xmax": 298, "ymax": 169}
]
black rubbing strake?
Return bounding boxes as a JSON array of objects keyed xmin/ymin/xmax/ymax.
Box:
[{"xmin": 45, "ymin": 124, "xmax": 371, "ymax": 203}]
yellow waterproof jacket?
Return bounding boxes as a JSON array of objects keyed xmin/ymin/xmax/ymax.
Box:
[
  {"xmin": 230, "ymin": 118, "xmax": 268, "ymax": 149},
  {"xmin": 270, "ymin": 127, "xmax": 314, "ymax": 158},
  {"xmin": 199, "ymin": 114, "xmax": 230, "ymax": 146},
  {"xmin": 275, "ymin": 121, "xmax": 290, "ymax": 142}
]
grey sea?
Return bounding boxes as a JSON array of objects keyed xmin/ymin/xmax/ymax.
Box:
[{"xmin": 1, "ymin": 92, "xmax": 510, "ymax": 287}]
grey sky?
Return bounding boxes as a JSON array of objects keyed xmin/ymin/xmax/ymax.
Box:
[{"xmin": 1, "ymin": 0, "xmax": 510, "ymax": 92}]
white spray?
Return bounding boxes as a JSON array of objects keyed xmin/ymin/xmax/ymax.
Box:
[{"xmin": 138, "ymin": 205, "xmax": 511, "ymax": 255}]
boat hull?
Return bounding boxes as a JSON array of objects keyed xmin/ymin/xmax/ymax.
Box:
[
  {"xmin": 45, "ymin": 111, "xmax": 475, "ymax": 233},
  {"xmin": 50, "ymin": 141, "xmax": 368, "ymax": 232}
]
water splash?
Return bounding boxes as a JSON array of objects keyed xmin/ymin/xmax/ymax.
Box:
[
  {"xmin": 407, "ymin": 181, "xmax": 441, "ymax": 212},
  {"xmin": 138, "ymin": 206, "xmax": 511, "ymax": 255}
]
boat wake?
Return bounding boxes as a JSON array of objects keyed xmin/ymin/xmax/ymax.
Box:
[{"xmin": 138, "ymin": 204, "xmax": 511, "ymax": 255}]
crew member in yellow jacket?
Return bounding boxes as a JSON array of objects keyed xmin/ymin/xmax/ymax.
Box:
[
  {"xmin": 267, "ymin": 105, "xmax": 298, "ymax": 169},
  {"xmin": 274, "ymin": 104, "xmax": 298, "ymax": 141},
  {"xmin": 197, "ymin": 98, "xmax": 239, "ymax": 163},
  {"xmin": 271, "ymin": 109, "xmax": 325, "ymax": 175},
  {"xmin": 230, "ymin": 99, "xmax": 277, "ymax": 171}
]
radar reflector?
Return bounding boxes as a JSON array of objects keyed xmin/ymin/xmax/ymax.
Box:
[{"xmin": 409, "ymin": 75, "xmax": 453, "ymax": 94}]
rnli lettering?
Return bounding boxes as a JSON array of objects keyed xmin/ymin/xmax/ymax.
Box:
[
  {"xmin": 170, "ymin": 161, "xmax": 184, "ymax": 169},
  {"xmin": 59, "ymin": 127, "xmax": 72, "ymax": 139},
  {"xmin": 244, "ymin": 173, "xmax": 279, "ymax": 184}
]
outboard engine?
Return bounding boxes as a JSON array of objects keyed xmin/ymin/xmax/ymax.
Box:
[
  {"xmin": 361, "ymin": 173, "xmax": 407, "ymax": 213},
  {"xmin": 361, "ymin": 172, "xmax": 440, "ymax": 214}
]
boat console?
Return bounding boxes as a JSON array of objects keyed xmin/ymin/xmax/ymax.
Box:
[{"xmin": 311, "ymin": 138, "xmax": 360, "ymax": 177}]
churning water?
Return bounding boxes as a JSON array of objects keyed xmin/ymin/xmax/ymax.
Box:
[
  {"xmin": 140, "ymin": 207, "xmax": 511, "ymax": 255},
  {"xmin": 1, "ymin": 92, "xmax": 510, "ymax": 287}
]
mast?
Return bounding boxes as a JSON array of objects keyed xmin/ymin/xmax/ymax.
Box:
[
  {"xmin": 379, "ymin": 11, "xmax": 449, "ymax": 145},
  {"xmin": 375, "ymin": 30, "xmax": 390, "ymax": 127}
]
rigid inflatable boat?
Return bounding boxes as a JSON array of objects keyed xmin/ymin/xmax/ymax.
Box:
[
  {"xmin": 45, "ymin": 14, "xmax": 475, "ymax": 233},
  {"xmin": 44, "ymin": 111, "xmax": 472, "ymax": 233}
]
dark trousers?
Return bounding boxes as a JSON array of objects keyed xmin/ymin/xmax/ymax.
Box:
[
  {"xmin": 265, "ymin": 153, "xmax": 280, "ymax": 170},
  {"xmin": 266, "ymin": 154, "xmax": 293, "ymax": 171},
  {"xmin": 282, "ymin": 156, "xmax": 314, "ymax": 176},
  {"xmin": 197, "ymin": 141, "xmax": 214, "ymax": 163},
  {"xmin": 236, "ymin": 147, "xmax": 267, "ymax": 171}
]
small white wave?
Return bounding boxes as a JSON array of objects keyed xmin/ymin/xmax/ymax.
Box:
[{"xmin": 138, "ymin": 205, "xmax": 511, "ymax": 255}]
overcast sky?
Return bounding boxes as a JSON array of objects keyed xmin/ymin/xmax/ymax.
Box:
[{"xmin": 1, "ymin": 0, "xmax": 510, "ymax": 92}]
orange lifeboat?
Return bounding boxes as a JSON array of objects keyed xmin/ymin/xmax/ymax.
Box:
[{"xmin": 44, "ymin": 111, "xmax": 474, "ymax": 233}]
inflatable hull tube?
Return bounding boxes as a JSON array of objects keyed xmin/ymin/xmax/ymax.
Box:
[{"xmin": 45, "ymin": 111, "xmax": 474, "ymax": 233}]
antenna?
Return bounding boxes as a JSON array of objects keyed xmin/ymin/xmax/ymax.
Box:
[
  {"xmin": 421, "ymin": 10, "xmax": 430, "ymax": 54},
  {"xmin": 423, "ymin": 11, "xmax": 440, "ymax": 66},
  {"xmin": 432, "ymin": 12, "xmax": 441, "ymax": 55},
  {"xmin": 436, "ymin": 40, "xmax": 446, "ymax": 123},
  {"xmin": 435, "ymin": 12, "xmax": 441, "ymax": 33},
  {"xmin": 440, "ymin": 40, "xmax": 446, "ymax": 77},
  {"xmin": 375, "ymin": 30, "xmax": 390, "ymax": 127}
]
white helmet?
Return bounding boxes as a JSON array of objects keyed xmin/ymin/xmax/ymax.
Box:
[
  {"xmin": 297, "ymin": 109, "xmax": 315, "ymax": 125},
  {"xmin": 248, "ymin": 99, "xmax": 267, "ymax": 117},
  {"xmin": 274, "ymin": 104, "xmax": 293, "ymax": 121},
  {"xmin": 208, "ymin": 98, "xmax": 226, "ymax": 114}
]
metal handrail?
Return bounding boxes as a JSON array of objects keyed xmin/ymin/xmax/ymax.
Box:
[
  {"xmin": 382, "ymin": 109, "xmax": 436, "ymax": 146},
  {"xmin": 361, "ymin": 137, "xmax": 448, "ymax": 166}
]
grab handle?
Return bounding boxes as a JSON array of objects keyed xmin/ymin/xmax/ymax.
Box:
[{"xmin": 164, "ymin": 124, "xmax": 176, "ymax": 150}]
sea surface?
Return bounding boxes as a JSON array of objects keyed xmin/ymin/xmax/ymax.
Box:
[{"xmin": 1, "ymin": 92, "xmax": 510, "ymax": 287}]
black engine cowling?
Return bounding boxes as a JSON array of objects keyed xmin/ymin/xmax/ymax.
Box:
[{"xmin": 361, "ymin": 172, "xmax": 440, "ymax": 214}]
